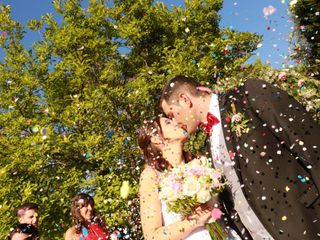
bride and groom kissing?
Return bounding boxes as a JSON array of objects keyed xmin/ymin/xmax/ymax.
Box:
[{"xmin": 138, "ymin": 75, "xmax": 320, "ymax": 240}]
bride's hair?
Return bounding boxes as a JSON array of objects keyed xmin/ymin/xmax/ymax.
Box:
[{"xmin": 138, "ymin": 118, "xmax": 170, "ymax": 172}]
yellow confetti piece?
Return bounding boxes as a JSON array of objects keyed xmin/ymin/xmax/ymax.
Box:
[
  {"xmin": 282, "ymin": 216, "xmax": 287, "ymax": 221},
  {"xmin": 285, "ymin": 186, "xmax": 290, "ymax": 192},
  {"xmin": 120, "ymin": 181, "xmax": 130, "ymax": 199}
]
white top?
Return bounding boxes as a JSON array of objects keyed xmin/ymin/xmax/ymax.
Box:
[{"xmin": 208, "ymin": 94, "xmax": 274, "ymax": 240}]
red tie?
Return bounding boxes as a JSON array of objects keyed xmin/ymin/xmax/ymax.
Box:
[{"xmin": 201, "ymin": 112, "xmax": 220, "ymax": 134}]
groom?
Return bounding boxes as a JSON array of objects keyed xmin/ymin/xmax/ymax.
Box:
[{"xmin": 161, "ymin": 75, "xmax": 320, "ymax": 240}]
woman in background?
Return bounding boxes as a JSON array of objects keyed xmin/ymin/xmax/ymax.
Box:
[{"xmin": 65, "ymin": 193, "xmax": 113, "ymax": 240}]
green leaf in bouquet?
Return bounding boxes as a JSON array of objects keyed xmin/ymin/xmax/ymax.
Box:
[{"xmin": 167, "ymin": 196, "xmax": 199, "ymax": 216}]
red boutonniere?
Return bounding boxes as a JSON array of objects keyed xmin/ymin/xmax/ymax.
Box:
[{"xmin": 227, "ymin": 103, "xmax": 250, "ymax": 137}]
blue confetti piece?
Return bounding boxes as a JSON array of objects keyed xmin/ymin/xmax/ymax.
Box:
[{"xmin": 107, "ymin": 130, "xmax": 113, "ymax": 138}]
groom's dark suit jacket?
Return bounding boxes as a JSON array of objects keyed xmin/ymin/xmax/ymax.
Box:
[{"xmin": 213, "ymin": 79, "xmax": 320, "ymax": 240}]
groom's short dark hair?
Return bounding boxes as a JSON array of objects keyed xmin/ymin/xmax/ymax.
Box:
[{"xmin": 160, "ymin": 75, "xmax": 203, "ymax": 105}]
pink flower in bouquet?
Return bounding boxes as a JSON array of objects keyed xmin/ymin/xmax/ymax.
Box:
[
  {"xmin": 211, "ymin": 208, "xmax": 223, "ymax": 220},
  {"xmin": 212, "ymin": 171, "xmax": 221, "ymax": 179},
  {"xmin": 172, "ymin": 181, "xmax": 183, "ymax": 193},
  {"xmin": 188, "ymin": 165, "xmax": 205, "ymax": 177}
]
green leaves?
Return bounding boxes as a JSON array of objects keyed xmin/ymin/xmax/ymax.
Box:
[{"xmin": 289, "ymin": 0, "xmax": 320, "ymax": 79}]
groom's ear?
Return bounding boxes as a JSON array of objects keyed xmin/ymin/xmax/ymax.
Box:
[{"xmin": 178, "ymin": 93, "xmax": 192, "ymax": 108}]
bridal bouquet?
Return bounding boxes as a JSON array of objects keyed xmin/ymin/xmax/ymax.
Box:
[
  {"xmin": 158, "ymin": 156, "xmax": 226, "ymax": 216},
  {"xmin": 159, "ymin": 156, "xmax": 227, "ymax": 239}
]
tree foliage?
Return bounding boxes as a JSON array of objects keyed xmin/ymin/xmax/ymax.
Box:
[
  {"xmin": 1, "ymin": 0, "xmax": 263, "ymax": 238},
  {"xmin": 289, "ymin": 0, "xmax": 320, "ymax": 78}
]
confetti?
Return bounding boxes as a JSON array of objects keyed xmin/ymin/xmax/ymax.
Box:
[
  {"xmin": 32, "ymin": 126, "xmax": 39, "ymax": 133},
  {"xmin": 263, "ymin": 5, "xmax": 277, "ymax": 19},
  {"xmin": 289, "ymin": 0, "xmax": 298, "ymax": 6},
  {"xmin": 260, "ymin": 152, "xmax": 266, "ymax": 157},
  {"xmin": 120, "ymin": 181, "xmax": 130, "ymax": 199}
]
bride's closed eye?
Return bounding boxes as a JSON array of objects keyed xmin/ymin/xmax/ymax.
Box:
[{"xmin": 165, "ymin": 119, "xmax": 172, "ymax": 125}]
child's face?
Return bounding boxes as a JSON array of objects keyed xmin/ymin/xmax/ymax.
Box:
[{"xmin": 19, "ymin": 209, "xmax": 38, "ymax": 227}]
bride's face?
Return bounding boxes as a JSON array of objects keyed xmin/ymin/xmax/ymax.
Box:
[{"xmin": 159, "ymin": 117, "xmax": 188, "ymax": 143}]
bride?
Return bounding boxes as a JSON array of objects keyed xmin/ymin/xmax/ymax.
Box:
[{"xmin": 138, "ymin": 117, "xmax": 240, "ymax": 240}]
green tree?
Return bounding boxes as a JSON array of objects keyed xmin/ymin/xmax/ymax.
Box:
[
  {"xmin": 289, "ymin": 0, "xmax": 320, "ymax": 78},
  {"xmin": 0, "ymin": 0, "xmax": 261, "ymax": 238}
]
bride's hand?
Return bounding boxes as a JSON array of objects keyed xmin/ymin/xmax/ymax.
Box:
[{"xmin": 187, "ymin": 204, "xmax": 212, "ymax": 227}]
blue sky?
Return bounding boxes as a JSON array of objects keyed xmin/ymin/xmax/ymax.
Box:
[{"xmin": 0, "ymin": 0, "xmax": 294, "ymax": 69}]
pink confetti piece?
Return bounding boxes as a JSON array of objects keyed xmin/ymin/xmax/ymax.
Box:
[
  {"xmin": 263, "ymin": 5, "xmax": 277, "ymax": 19},
  {"xmin": 228, "ymin": 151, "xmax": 236, "ymax": 159}
]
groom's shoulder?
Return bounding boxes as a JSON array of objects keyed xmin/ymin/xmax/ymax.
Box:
[
  {"xmin": 243, "ymin": 78, "xmax": 270, "ymax": 89},
  {"xmin": 243, "ymin": 78, "xmax": 277, "ymax": 94}
]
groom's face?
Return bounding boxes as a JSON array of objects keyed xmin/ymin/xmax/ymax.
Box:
[{"xmin": 161, "ymin": 100, "xmax": 199, "ymax": 134}]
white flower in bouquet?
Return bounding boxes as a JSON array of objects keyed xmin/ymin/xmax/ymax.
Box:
[
  {"xmin": 196, "ymin": 188, "xmax": 212, "ymax": 203},
  {"xmin": 183, "ymin": 177, "xmax": 201, "ymax": 196}
]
